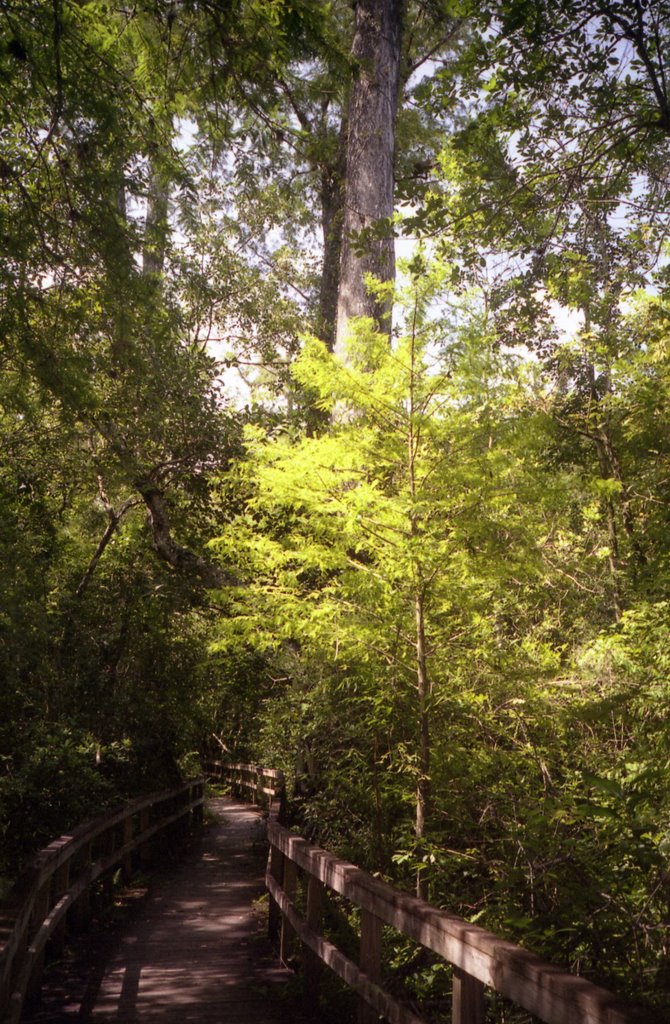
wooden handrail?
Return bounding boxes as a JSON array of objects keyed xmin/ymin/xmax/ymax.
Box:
[
  {"xmin": 205, "ymin": 760, "xmax": 285, "ymax": 822},
  {"xmin": 214, "ymin": 761, "xmax": 652, "ymax": 1024},
  {"xmin": 267, "ymin": 823, "xmax": 652, "ymax": 1024},
  {"xmin": 0, "ymin": 777, "xmax": 204, "ymax": 1024}
]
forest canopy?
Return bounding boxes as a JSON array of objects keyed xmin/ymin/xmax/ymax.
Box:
[{"xmin": 1, "ymin": 0, "xmax": 670, "ymax": 1015}]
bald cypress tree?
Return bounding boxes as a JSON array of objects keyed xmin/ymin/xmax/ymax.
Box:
[{"xmin": 335, "ymin": 0, "xmax": 405, "ymax": 357}]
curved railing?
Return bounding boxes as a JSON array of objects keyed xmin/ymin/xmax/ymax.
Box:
[
  {"xmin": 206, "ymin": 759, "xmax": 284, "ymax": 820},
  {"xmin": 210, "ymin": 762, "xmax": 651, "ymax": 1024},
  {"xmin": 6, "ymin": 764, "xmax": 651, "ymax": 1024},
  {"xmin": 0, "ymin": 777, "xmax": 204, "ymax": 1024}
]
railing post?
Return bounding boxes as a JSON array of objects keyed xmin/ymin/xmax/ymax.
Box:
[
  {"xmin": 27, "ymin": 881, "xmax": 51, "ymax": 1002},
  {"xmin": 358, "ymin": 908, "xmax": 382, "ymax": 1024},
  {"xmin": 51, "ymin": 861, "xmax": 70, "ymax": 956},
  {"xmin": 452, "ymin": 967, "xmax": 485, "ymax": 1024},
  {"xmin": 101, "ymin": 827, "xmax": 116, "ymax": 907},
  {"xmin": 71, "ymin": 840, "xmax": 92, "ymax": 930},
  {"xmin": 0, "ymin": 779, "xmax": 207, "ymax": 1024},
  {"xmin": 279, "ymin": 857, "xmax": 297, "ymax": 966},
  {"xmin": 192, "ymin": 782, "xmax": 204, "ymax": 831},
  {"xmin": 304, "ymin": 874, "xmax": 324, "ymax": 998},
  {"xmin": 139, "ymin": 807, "xmax": 151, "ymax": 867},
  {"xmin": 122, "ymin": 814, "xmax": 134, "ymax": 880},
  {"xmin": 267, "ymin": 843, "xmax": 284, "ymax": 943}
]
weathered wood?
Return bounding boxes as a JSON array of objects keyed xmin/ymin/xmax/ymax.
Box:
[
  {"xmin": 21, "ymin": 782, "xmax": 203, "ymax": 898},
  {"xmin": 122, "ymin": 814, "xmax": 134, "ymax": 879},
  {"xmin": 0, "ymin": 777, "xmax": 204, "ymax": 1024},
  {"xmin": 51, "ymin": 861, "xmax": 70, "ymax": 956},
  {"xmin": 8, "ymin": 892, "xmax": 74, "ymax": 1024},
  {"xmin": 100, "ymin": 826, "xmax": 116, "ymax": 907},
  {"xmin": 268, "ymin": 792, "xmax": 284, "ymax": 824},
  {"xmin": 23, "ymin": 797, "xmax": 310, "ymax": 1024},
  {"xmin": 267, "ymin": 822, "xmax": 651, "ymax": 1024},
  {"xmin": 359, "ymin": 908, "xmax": 383, "ymax": 1024},
  {"xmin": 267, "ymin": 845, "xmax": 284, "ymax": 943},
  {"xmin": 26, "ymin": 883, "xmax": 50, "ymax": 1001},
  {"xmin": 213, "ymin": 761, "xmax": 283, "ymax": 782},
  {"xmin": 304, "ymin": 875, "xmax": 324, "ymax": 998},
  {"xmin": 70, "ymin": 840, "xmax": 92, "ymax": 931},
  {"xmin": 280, "ymin": 858, "xmax": 298, "ymax": 966},
  {"xmin": 266, "ymin": 873, "xmax": 424, "ymax": 1024},
  {"xmin": 139, "ymin": 807, "xmax": 152, "ymax": 867},
  {"xmin": 452, "ymin": 966, "xmax": 485, "ymax": 1024},
  {"xmin": 209, "ymin": 760, "xmax": 650, "ymax": 1024},
  {"xmin": 205, "ymin": 761, "xmax": 284, "ymax": 807},
  {"xmin": 190, "ymin": 781, "xmax": 204, "ymax": 831}
]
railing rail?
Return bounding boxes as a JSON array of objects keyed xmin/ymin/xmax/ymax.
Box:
[
  {"xmin": 206, "ymin": 759, "xmax": 284, "ymax": 821},
  {"xmin": 0, "ymin": 777, "xmax": 204, "ymax": 1024},
  {"xmin": 211, "ymin": 761, "xmax": 652, "ymax": 1024}
]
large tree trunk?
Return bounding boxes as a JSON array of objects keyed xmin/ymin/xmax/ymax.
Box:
[{"xmin": 335, "ymin": 0, "xmax": 404, "ymax": 357}]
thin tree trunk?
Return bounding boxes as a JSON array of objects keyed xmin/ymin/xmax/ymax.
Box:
[
  {"xmin": 587, "ymin": 355, "xmax": 624, "ymax": 620},
  {"xmin": 407, "ymin": 300, "xmax": 430, "ymax": 898},
  {"xmin": 88, "ymin": 164, "xmax": 238, "ymax": 589},
  {"xmin": 318, "ymin": 118, "xmax": 347, "ymax": 351},
  {"xmin": 305, "ymin": 121, "xmax": 346, "ymax": 433},
  {"xmin": 414, "ymin": 585, "xmax": 431, "ymax": 898},
  {"xmin": 143, "ymin": 163, "xmax": 169, "ymax": 276},
  {"xmin": 371, "ymin": 732, "xmax": 386, "ymax": 869},
  {"xmin": 74, "ymin": 485, "xmax": 141, "ymax": 601},
  {"xmin": 106, "ymin": 169, "xmax": 135, "ymax": 366},
  {"xmin": 597, "ymin": 424, "xmax": 646, "ymax": 568},
  {"xmin": 335, "ymin": 0, "xmax": 404, "ymax": 357},
  {"xmin": 580, "ymin": 226, "xmax": 646, "ymax": 616}
]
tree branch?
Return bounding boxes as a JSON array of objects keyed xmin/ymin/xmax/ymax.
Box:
[
  {"xmin": 74, "ymin": 482, "xmax": 142, "ymax": 601},
  {"xmin": 136, "ymin": 481, "xmax": 238, "ymax": 588}
]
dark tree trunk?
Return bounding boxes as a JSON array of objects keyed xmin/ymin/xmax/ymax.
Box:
[
  {"xmin": 143, "ymin": 164, "xmax": 169, "ymax": 276},
  {"xmin": 318, "ymin": 118, "xmax": 347, "ymax": 351},
  {"xmin": 335, "ymin": 0, "xmax": 404, "ymax": 357},
  {"xmin": 135, "ymin": 481, "xmax": 238, "ymax": 588}
]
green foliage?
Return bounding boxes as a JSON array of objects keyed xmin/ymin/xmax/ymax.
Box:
[
  {"xmin": 210, "ymin": 248, "xmax": 670, "ymax": 1011},
  {"xmin": 0, "ymin": 726, "xmax": 120, "ymax": 873},
  {"xmin": 2, "ymin": 1, "xmax": 670, "ymax": 1017}
]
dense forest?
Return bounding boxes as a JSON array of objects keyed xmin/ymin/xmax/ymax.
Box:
[{"xmin": 2, "ymin": 0, "xmax": 670, "ymax": 1016}]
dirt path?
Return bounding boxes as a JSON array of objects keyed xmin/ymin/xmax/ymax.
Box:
[{"xmin": 24, "ymin": 797, "xmax": 306, "ymax": 1023}]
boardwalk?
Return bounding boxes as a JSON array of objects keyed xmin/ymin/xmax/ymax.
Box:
[
  {"xmin": 24, "ymin": 797, "xmax": 305, "ymax": 1023},
  {"xmin": 14, "ymin": 774, "xmax": 648, "ymax": 1024}
]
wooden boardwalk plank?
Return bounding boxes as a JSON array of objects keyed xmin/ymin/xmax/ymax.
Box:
[{"xmin": 23, "ymin": 797, "xmax": 309, "ymax": 1023}]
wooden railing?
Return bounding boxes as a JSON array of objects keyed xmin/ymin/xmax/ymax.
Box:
[
  {"xmin": 206, "ymin": 759, "xmax": 284, "ymax": 820},
  {"xmin": 211, "ymin": 761, "xmax": 652, "ymax": 1024},
  {"xmin": 0, "ymin": 777, "xmax": 204, "ymax": 1024}
]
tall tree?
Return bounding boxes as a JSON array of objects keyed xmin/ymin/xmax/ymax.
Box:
[{"xmin": 335, "ymin": 0, "xmax": 405, "ymax": 355}]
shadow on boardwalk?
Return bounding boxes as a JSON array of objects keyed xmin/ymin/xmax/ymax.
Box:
[{"xmin": 23, "ymin": 797, "xmax": 310, "ymax": 1023}]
